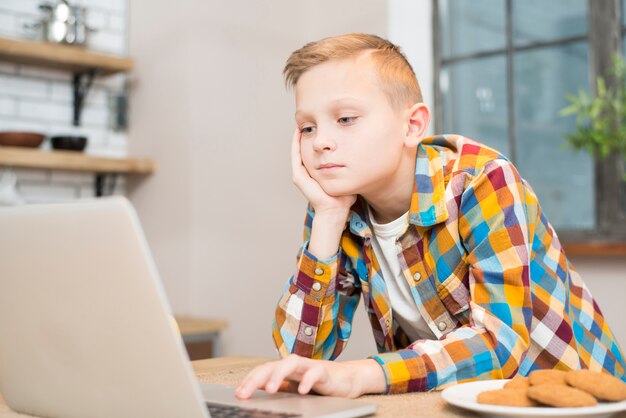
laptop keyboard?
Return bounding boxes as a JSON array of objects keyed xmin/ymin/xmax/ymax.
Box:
[{"xmin": 206, "ymin": 402, "xmax": 302, "ymax": 418}]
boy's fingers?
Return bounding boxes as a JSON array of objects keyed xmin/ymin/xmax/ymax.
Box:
[
  {"xmin": 291, "ymin": 127, "xmax": 307, "ymax": 182},
  {"xmin": 236, "ymin": 357, "xmax": 331, "ymax": 399},
  {"xmin": 237, "ymin": 355, "xmax": 314, "ymax": 398},
  {"xmin": 292, "ymin": 126, "xmax": 301, "ymax": 144},
  {"xmin": 235, "ymin": 371, "xmax": 262, "ymax": 398},
  {"xmin": 266, "ymin": 356, "xmax": 308, "ymax": 392},
  {"xmin": 297, "ymin": 365, "xmax": 326, "ymax": 395},
  {"xmin": 290, "ymin": 127, "xmax": 301, "ymax": 166},
  {"xmin": 290, "ymin": 127, "xmax": 324, "ymax": 203},
  {"xmin": 278, "ymin": 380, "xmax": 299, "ymax": 393},
  {"xmin": 235, "ymin": 363, "xmax": 276, "ymax": 399}
]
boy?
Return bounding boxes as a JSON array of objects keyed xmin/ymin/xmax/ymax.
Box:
[{"xmin": 236, "ymin": 33, "xmax": 626, "ymax": 399}]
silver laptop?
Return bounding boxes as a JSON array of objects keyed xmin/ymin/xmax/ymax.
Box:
[{"xmin": 0, "ymin": 197, "xmax": 377, "ymax": 418}]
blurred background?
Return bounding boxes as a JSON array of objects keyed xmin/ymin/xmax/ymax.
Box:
[{"xmin": 0, "ymin": 0, "xmax": 624, "ymax": 360}]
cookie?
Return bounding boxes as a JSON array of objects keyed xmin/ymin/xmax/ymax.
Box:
[
  {"xmin": 477, "ymin": 388, "xmax": 538, "ymax": 407},
  {"xmin": 565, "ymin": 370, "xmax": 626, "ymax": 402},
  {"xmin": 504, "ymin": 375, "xmax": 530, "ymax": 389},
  {"xmin": 528, "ymin": 369, "xmax": 568, "ymax": 386},
  {"xmin": 527, "ymin": 384, "xmax": 597, "ymax": 407}
]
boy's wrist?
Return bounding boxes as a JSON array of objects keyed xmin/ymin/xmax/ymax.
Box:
[
  {"xmin": 308, "ymin": 209, "xmax": 350, "ymax": 260},
  {"xmin": 312, "ymin": 207, "xmax": 352, "ymax": 229},
  {"xmin": 346, "ymin": 359, "xmax": 387, "ymax": 396}
]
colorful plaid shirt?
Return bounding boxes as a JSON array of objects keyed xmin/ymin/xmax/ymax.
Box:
[{"xmin": 272, "ymin": 134, "xmax": 626, "ymax": 393}]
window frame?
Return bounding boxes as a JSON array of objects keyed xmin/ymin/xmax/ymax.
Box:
[{"xmin": 432, "ymin": 0, "xmax": 626, "ymax": 243}]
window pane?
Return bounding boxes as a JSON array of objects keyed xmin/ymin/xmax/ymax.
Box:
[
  {"xmin": 440, "ymin": 56, "xmax": 509, "ymax": 156},
  {"xmin": 514, "ymin": 42, "xmax": 595, "ymax": 230},
  {"xmin": 439, "ymin": 0, "xmax": 506, "ymax": 58},
  {"xmin": 622, "ymin": 37, "xmax": 626, "ymax": 216},
  {"xmin": 513, "ymin": 0, "xmax": 587, "ymax": 45}
]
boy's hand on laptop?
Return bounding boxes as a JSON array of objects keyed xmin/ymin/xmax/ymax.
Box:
[
  {"xmin": 235, "ymin": 354, "xmax": 386, "ymax": 399},
  {"xmin": 292, "ymin": 128, "xmax": 356, "ymax": 260}
]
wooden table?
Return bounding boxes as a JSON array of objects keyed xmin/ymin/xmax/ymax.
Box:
[
  {"xmin": 2, "ymin": 356, "xmax": 626, "ymax": 417},
  {"xmin": 175, "ymin": 316, "xmax": 228, "ymax": 359},
  {"xmin": 192, "ymin": 356, "xmax": 470, "ymax": 417}
]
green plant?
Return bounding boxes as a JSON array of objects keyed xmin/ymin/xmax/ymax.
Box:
[{"xmin": 560, "ymin": 54, "xmax": 626, "ymax": 181}]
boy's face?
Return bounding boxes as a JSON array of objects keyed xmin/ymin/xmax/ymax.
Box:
[{"xmin": 295, "ymin": 54, "xmax": 413, "ymax": 198}]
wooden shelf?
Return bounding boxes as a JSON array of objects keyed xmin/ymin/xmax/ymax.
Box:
[
  {"xmin": 0, "ymin": 37, "xmax": 150, "ymax": 196},
  {"xmin": 0, "ymin": 146, "xmax": 154, "ymax": 174},
  {"xmin": 563, "ymin": 242, "xmax": 626, "ymax": 257},
  {"xmin": 0, "ymin": 36, "xmax": 133, "ymax": 75}
]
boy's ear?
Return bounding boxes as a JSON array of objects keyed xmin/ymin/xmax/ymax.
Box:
[{"xmin": 404, "ymin": 103, "xmax": 430, "ymax": 147}]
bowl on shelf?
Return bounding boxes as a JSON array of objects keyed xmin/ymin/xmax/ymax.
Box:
[
  {"xmin": 50, "ymin": 135, "xmax": 87, "ymax": 152},
  {"xmin": 0, "ymin": 131, "xmax": 46, "ymax": 148}
]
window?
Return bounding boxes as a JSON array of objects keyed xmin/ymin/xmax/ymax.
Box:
[{"xmin": 434, "ymin": 0, "xmax": 626, "ymax": 242}]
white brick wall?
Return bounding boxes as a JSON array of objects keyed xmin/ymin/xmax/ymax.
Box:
[{"xmin": 0, "ymin": 0, "xmax": 129, "ymax": 204}]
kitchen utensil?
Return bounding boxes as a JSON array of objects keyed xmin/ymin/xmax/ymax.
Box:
[
  {"xmin": 25, "ymin": 0, "xmax": 96, "ymax": 46},
  {"xmin": 50, "ymin": 135, "xmax": 87, "ymax": 151},
  {"xmin": 0, "ymin": 170, "xmax": 25, "ymax": 206},
  {"xmin": 0, "ymin": 132, "xmax": 46, "ymax": 148}
]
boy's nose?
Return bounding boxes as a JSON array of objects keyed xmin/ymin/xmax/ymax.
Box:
[{"xmin": 312, "ymin": 131, "xmax": 337, "ymax": 152}]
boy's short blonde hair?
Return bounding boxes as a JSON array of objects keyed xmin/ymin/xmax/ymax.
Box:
[{"xmin": 283, "ymin": 33, "xmax": 423, "ymax": 110}]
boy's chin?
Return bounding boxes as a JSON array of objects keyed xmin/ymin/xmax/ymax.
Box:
[{"xmin": 319, "ymin": 183, "xmax": 358, "ymax": 198}]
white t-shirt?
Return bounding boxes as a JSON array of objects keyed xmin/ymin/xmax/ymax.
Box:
[{"xmin": 367, "ymin": 206, "xmax": 436, "ymax": 342}]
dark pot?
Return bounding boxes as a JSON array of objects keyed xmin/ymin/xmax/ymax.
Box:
[{"xmin": 50, "ymin": 135, "xmax": 87, "ymax": 151}]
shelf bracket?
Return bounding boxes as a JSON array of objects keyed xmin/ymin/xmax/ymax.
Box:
[
  {"xmin": 94, "ymin": 173, "xmax": 118, "ymax": 197},
  {"xmin": 73, "ymin": 69, "xmax": 98, "ymax": 126}
]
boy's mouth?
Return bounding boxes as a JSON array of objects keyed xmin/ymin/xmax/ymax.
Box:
[{"xmin": 318, "ymin": 163, "xmax": 344, "ymax": 170}]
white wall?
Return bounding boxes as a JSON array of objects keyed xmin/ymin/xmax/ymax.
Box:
[
  {"xmin": 128, "ymin": 0, "xmax": 626, "ymax": 361},
  {"xmin": 388, "ymin": 0, "xmax": 434, "ymax": 136}
]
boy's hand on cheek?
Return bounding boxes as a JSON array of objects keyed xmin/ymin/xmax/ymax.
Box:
[
  {"xmin": 291, "ymin": 127, "xmax": 356, "ymax": 217},
  {"xmin": 291, "ymin": 127, "xmax": 355, "ymax": 259},
  {"xmin": 234, "ymin": 354, "xmax": 386, "ymax": 399}
]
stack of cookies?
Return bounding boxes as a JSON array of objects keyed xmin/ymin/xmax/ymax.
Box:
[{"xmin": 477, "ymin": 370, "xmax": 626, "ymax": 408}]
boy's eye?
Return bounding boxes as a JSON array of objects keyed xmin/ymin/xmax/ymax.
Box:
[
  {"xmin": 300, "ymin": 126, "xmax": 315, "ymax": 134},
  {"xmin": 338, "ymin": 116, "xmax": 357, "ymax": 124}
]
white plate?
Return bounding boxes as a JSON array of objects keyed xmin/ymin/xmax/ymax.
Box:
[{"xmin": 441, "ymin": 379, "xmax": 626, "ymax": 418}]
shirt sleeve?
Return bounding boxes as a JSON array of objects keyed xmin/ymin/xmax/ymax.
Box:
[
  {"xmin": 272, "ymin": 204, "xmax": 362, "ymax": 360},
  {"xmin": 371, "ymin": 159, "xmax": 535, "ymax": 393}
]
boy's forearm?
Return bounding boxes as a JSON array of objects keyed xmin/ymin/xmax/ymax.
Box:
[
  {"xmin": 273, "ymin": 209, "xmax": 353, "ymax": 360},
  {"xmin": 308, "ymin": 209, "xmax": 350, "ymax": 260}
]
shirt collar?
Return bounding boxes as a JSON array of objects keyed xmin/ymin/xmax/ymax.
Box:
[
  {"xmin": 348, "ymin": 135, "xmax": 450, "ymax": 238},
  {"xmin": 407, "ymin": 136, "xmax": 450, "ymax": 227}
]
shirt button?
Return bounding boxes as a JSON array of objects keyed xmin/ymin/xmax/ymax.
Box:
[
  {"xmin": 304, "ymin": 327, "xmax": 313, "ymax": 336},
  {"xmin": 312, "ymin": 282, "xmax": 321, "ymax": 291},
  {"xmin": 438, "ymin": 321, "xmax": 447, "ymax": 332},
  {"xmin": 385, "ymin": 319, "xmax": 390, "ymax": 327},
  {"xmin": 314, "ymin": 267, "xmax": 324, "ymax": 276},
  {"xmin": 413, "ymin": 272, "xmax": 422, "ymax": 282}
]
